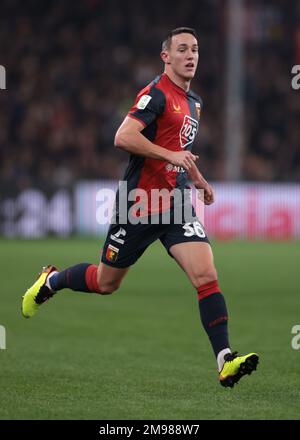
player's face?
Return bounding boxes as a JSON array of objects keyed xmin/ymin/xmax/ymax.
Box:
[{"xmin": 167, "ymin": 33, "xmax": 199, "ymax": 80}]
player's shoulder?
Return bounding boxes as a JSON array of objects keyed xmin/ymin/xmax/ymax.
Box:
[
  {"xmin": 135, "ymin": 75, "xmax": 166, "ymax": 108},
  {"xmin": 188, "ymin": 89, "xmax": 203, "ymax": 107},
  {"xmin": 136, "ymin": 75, "xmax": 165, "ymax": 97}
]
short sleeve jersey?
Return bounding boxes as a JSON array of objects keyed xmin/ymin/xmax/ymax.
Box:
[{"xmin": 118, "ymin": 73, "xmax": 203, "ymax": 215}]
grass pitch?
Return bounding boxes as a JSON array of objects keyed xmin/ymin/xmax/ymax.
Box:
[{"xmin": 0, "ymin": 238, "xmax": 299, "ymax": 419}]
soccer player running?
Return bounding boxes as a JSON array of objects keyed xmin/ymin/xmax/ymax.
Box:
[{"xmin": 22, "ymin": 27, "xmax": 258, "ymax": 388}]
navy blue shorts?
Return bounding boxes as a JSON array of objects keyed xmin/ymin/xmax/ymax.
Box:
[{"xmin": 101, "ymin": 212, "xmax": 210, "ymax": 268}]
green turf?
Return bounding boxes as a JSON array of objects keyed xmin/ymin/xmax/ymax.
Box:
[{"xmin": 0, "ymin": 238, "xmax": 299, "ymax": 420}]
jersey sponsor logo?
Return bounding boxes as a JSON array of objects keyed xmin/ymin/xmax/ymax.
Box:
[
  {"xmin": 180, "ymin": 115, "xmax": 198, "ymax": 148},
  {"xmin": 137, "ymin": 94, "xmax": 152, "ymax": 110},
  {"xmin": 172, "ymin": 102, "xmax": 181, "ymax": 113},
  {"xmin": 165, "ymin": 163, "xmax": 186, "ymax": 173},
  {"xmin": 106, "ymin": 244, "xmax": 119, "ymax": 263}
]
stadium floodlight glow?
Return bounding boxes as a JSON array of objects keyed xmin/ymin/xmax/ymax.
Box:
[{"xmin": 0, "ymin": 65, "xmax": 6, "ymax": 89}]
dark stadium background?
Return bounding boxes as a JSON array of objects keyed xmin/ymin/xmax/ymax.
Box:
[{"xmin": 0, "ymin": 0, "xmax": 299, "ymax": 420}]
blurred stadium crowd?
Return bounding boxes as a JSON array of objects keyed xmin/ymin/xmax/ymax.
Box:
[{"xmin": 0, "ymin": 0, "xmax": 299, "ymax": 191}]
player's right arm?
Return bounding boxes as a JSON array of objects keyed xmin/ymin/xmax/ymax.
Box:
[{"xmin": 114, "ymin": 116, "xmax": 198, "ymax": 171}]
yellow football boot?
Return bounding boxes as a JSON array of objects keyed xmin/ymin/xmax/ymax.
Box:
[
  {"xmin": 219, "ymin": 352, "xmax": 259, "ymax": 388},
  {"xmin": 22, "ymin": 265, "xmax": 57, "ymax": 318}
]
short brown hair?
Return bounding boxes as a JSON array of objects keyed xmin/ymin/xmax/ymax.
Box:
[{"xmin": 162, "ymin": 27, "xmax": 198, "ymax": 51}]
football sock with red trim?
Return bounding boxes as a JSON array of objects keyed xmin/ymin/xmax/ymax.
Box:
[
  {"xmin": 48, "ymin": 263, "xmax": 101, "ymax": 294},
  {"xmin": 197, "ymin": 280, "xmax": 230, "ymax": 362}
]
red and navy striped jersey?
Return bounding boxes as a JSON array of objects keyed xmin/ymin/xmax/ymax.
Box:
[{"xmin": 118, "ymin": 72, "xmax": 202, "ymax": 215}]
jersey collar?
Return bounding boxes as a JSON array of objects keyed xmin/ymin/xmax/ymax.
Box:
[{"xmin": 162, "ymin": 73, "xmax": 189, "ymax": 96}]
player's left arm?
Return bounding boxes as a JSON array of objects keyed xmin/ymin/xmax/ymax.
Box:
[{"xmin": 188, "ymin": 161, "xmax": 215, "ymax": 205}]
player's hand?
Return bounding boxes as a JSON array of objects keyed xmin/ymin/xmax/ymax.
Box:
[
  {"xmin": 195, "ymin": 180, "xmax": 215, "ymax": 205},
  {"xmin": 167, "ymin": 151, "xmax": 199, "ymax": 171}
]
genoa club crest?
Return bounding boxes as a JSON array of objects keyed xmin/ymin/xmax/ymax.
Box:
[
  {"xmin": 195, "ymin": 102, "xmax": 201, "ymax": 119},
  {"xmin": 106, "ymin": 244, "xmax": 119, "ymax": 263}
]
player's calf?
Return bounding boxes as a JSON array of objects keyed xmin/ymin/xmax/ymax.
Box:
[
  {"xmin": 197, "ymin": 279, "xmax": 230, "ymax": 367},
  {"xmin": 46, "ymin": 262, "xmax": 127, "ymax": 295},
  {"xmin": 46, "ymin": 263, "xmax": 103, "ymax": 294},
  {"xmin": 196, "ymin": 279, "xmax": 259, "ymax": 387}
]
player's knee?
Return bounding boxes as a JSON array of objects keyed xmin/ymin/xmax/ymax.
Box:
[
  {"xmin": 97, "ymin": 279, "xmax": 122, "ymax": 295},
  {"xmin": 191, "ymin": 268, "xmax": 218, "ymax": 289}
]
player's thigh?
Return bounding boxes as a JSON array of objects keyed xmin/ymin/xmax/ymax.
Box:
[
  {"xmin": 97, "ymin": 262, "xmax": 129, "ymax": 293},
  {"xmin": 170, "ymin": 241, "xmax": 217, "ymax": 288},
  {"xmin": 98, "ymin": 221, "xmax": 164, "ymax": 292}
]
